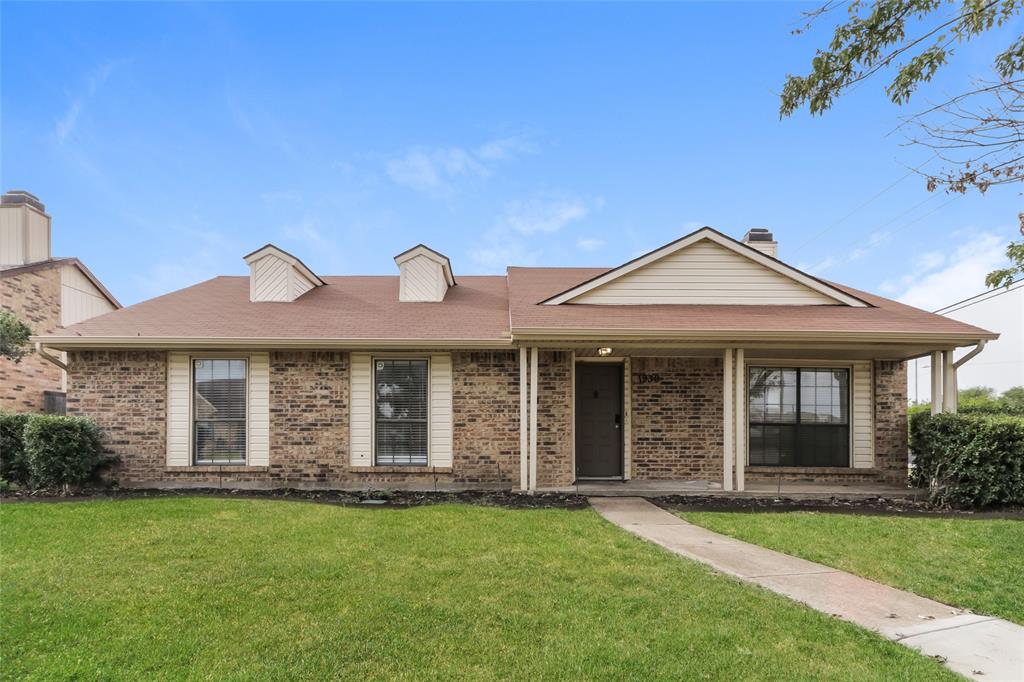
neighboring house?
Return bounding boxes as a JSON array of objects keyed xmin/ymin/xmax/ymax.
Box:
[
  {"xmin": 0, "ymin": 190, "xmax": 121, "ymax": 413},
  {"xmin": 907, "ymin": 280, "xmax": 1024, "ymax": 402},
  {"xmin": 34, "ymin": 227, "xmax": 996, "ymax": 492}
]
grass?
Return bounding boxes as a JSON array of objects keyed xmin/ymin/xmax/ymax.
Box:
[
  {"xmin": 680, "ymin": 510, "xmax": 1024, "ymax": 625},
  {"xmin": 1, "ymin": 498, "xmax": 957, "ymax": 681}
]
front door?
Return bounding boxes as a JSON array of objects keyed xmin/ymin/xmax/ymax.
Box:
[{"xmin": 575, "ymin": 363, "xmax": 624, "ymax": 478}]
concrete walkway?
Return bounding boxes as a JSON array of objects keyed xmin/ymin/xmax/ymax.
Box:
[{"xmin": 591, "ymin": 497, "xmax": 1024, "ymax": 680}]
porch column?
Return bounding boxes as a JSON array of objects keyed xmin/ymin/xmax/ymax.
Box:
[
  {"xmin": 519, "ymin": 347, "xmax": 529, "ymax": 492},
  {"xmin": 930, "ymin": 351, "xmax": 944, "ymax": 414},
  {"xmin": 734, "ymin": 349, "xmax": 746, "ymax": 492},
  {"xmin": 942, "ymin": 350, "xmax": 957, "ymax": 414},
  {"xmin": 528, "ymin": 346, "xmax": 539, "ymax": 492},
  {"xmin": 722, "ymin": 349, "xmax": 734, "ymax": 491}
]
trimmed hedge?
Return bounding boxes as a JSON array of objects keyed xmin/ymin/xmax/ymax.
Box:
[
  {"xmin": 0, "ymin": 412, "xmax": 32, "ymax": 484},
  {"xmin": 23, "ymin": 415, "xmax": 106, "ymax": 488},
  {"xmin": 910, "ymin": 412, "xmax": 1024, "ymax": 507}
]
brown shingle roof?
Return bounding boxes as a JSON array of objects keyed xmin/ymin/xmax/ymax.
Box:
[
  {"xmin": 39, "ymin": 266, "xmax": 995, "ymax": 347},
  {"xmin": 506, "ymin": 267, "xmax": 996, "ymax": 340},
  {"xmin": 49, "ymin": 275, "xmax": 509, "ymax": 343}
]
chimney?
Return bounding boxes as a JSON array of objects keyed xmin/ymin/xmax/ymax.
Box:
[
  {"xmin": 0, "ymin": 190, "xmax": 52, "ymax": 266},
  {"xmin": 395, "ymin": 244, "xmax": 455, "ymax": 302},
  {"xmin": 742, "ymin": 228, "xmax": 777, "ymax": 258},
  {"xmin": 243, "ymin": 244, "xmax": 324, "ymax": 302}
]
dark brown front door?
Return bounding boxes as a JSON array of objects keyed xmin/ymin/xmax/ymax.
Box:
[{"xmin": 575, "ymin": 363, "xmax": 623, "ymax": 478}]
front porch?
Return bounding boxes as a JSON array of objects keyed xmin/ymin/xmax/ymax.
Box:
[{"xmin": 546, "ymin": 478, "xmax": 922, "ymax": 500}]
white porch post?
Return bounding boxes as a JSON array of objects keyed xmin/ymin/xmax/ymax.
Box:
[
  {"xmin": 528, "ymin": 346, "xmax": 539, "ymax": 492},
  {"xmin": 722, "ymin": 349, "xmax": 734, "ymax": 491},
  {"xmin": 734, "ymin": 348, "xmax": 746, "ymax": 492},
  {"xmin": 519, "ymin": 347, "xmax": 529, "ymax": 492},
  {"xmin": 930, "ymin": 351, "xmax": 944, "ymax": 415},
  {"xmin": 942, "ymin": 350, "xmax": 957, "ymax": 414}
]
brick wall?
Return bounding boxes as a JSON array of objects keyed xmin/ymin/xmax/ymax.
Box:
[
  {"xmin": 630, "ymin": 357, "xmax": 724, "ymax": 480},
  {"xmin": 452, "ymin": 351, "xmax": 521, "ymax": 487},
  {"xmin": 66, "ymin": 351, "xmax": 167, "ymax": 482},
  {"xmin": 1, "ymin": 267, "xmax": 63, "ymax": 412},
  {"xmin": 536, "ymin": 351, "xmax": 573, "ymax": 487},
  {"xmin": 874, "ymin": 360, "xmax": 908, "ymax": 483}
]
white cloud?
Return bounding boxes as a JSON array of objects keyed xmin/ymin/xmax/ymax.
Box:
[
  {"xmin": 880, "ymin": 232, "xmax": 1008, "ymax": 311},
  {"xmin": 577, "ymin": 237, "xmax": 604, "ymax": 252},
  {"xmin": 807, "ymin": 230, "xmax": 892, "ymax": 274},
  {"xmin": 496, "ymin": 197, "xmax": 589, "ymax": 235},
  {"xmin": 385, "ymin": 135, "xmax": 535, "ymax": 195},
  {"xmin": 54, "ymin": 61, "xmax": 121, "ymax": 143},
  {"xmin": 137, "ymin": 227, "xmax": 235, "ymax": 297}
]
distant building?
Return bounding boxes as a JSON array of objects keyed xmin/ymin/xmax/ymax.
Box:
[
  {"xmin": 908, "ymin": 280, "xmax": 1024, "ymax": 402},
  {"xmin": 0, "ymin": 190, "xmax": 120, "ymax": 413}
]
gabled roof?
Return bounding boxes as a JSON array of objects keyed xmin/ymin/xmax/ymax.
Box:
[
  {"xmin": 243, "ymin": 244, "xmax": 326, "ymax": 287},
  {"xmin": 0, "ymin": 257, "xmax": 121, "ymax": 308},
  {"xmin": 541, "ymin": 227, "xmax": 869, "ymax": 307},
  {"xmin": 394, "ymin": 244, "xmax": 456, "ymax": 287}
]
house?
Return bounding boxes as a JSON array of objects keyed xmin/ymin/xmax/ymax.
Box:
[
  {"xmin": 33, "ymin": 227, "xmax": 996, "ymax": 492},
  {"xmin": 1, "ymin": 191, "xmax": 120, "ymax": 413},
  {"xmin": 907, "ymin": 279, "xmax": 1023, "ymax": 402}
]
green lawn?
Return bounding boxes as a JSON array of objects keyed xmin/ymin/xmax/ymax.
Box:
[
  {"xmin": 680, "ymin": 511, "xmax": 1024, "ymax": 625},
  {"xmin": 1, "ymin": 499, "xmax": 956, "ymax": 681}
]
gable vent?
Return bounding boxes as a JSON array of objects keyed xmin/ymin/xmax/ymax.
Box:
[
  {"xmin": 243, "ymin": 244, "xmax": 325, "ymax": 302},
  {"xmin": 394, "ymin": 244, "xmax": 456, "ymax": 302}
]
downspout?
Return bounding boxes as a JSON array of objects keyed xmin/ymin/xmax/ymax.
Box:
[{"xmin": 35, "ymin": 342, "xmax": 68, "ymax": 372}]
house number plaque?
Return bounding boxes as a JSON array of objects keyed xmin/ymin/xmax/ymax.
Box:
[{"xmin": 635, "ymin": 373, "xmax": 663, "ymax": 384}]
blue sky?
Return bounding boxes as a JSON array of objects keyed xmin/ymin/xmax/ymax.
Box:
[{"xmin": 2, "ymin": 2, "xmax": 1021, "ymax": 309}]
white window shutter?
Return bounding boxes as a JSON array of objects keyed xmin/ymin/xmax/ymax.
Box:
[
  {"xmin": 429, "ymin": 354, "xmax": 453, "ymax": 467},
  {"xmin": 166, "ymin": 352, "xmax": 190, "ymax": 466},
  {"xmin": 248, "ymin": 352, "xmax": 270, "ymax": 466},
  {"xmin": 350, "ymin": 353, "xmax": 373, "ymax": 466},
  {"xmin": 851, "ymin": 361, "xmax": 874, "ymax": 468}
]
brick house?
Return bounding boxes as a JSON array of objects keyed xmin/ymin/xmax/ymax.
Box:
[
  {"xmin": 1, "ymin": 191, "xmax": 120, "ymax": 413},
  {"xmin": 34, "ymin": 228, "xmax": 995, "ymax": 491}
]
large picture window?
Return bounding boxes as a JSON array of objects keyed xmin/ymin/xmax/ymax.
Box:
[
  {"xmin": 193, "ymin": 358, "xmax": 247, "ymax": 465},
  {"xmin": 748, "ymin": 367, "xmax": 849, "ymax": 467},
  {"xmin": 374, "ymin": 358, "xmax": 428, "ymax": 466}
]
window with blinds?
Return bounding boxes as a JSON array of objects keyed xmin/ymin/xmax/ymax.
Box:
[
  {"xmin": 193, "ymin": 358, "xmax": 247, "ymax": 465},
  {"xmin": 748, "ymin": 367, "xmax": 850, "ymax": 467},
  {"xmin": 374, "ymin": 358, "xmax": 428, "ymax": 466}
]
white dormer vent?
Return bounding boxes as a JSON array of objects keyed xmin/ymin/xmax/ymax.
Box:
[
  {"xmin": 394, "ymin": 244, "xmax": 456, "ymax": 302},
  {"xmin": 243, "ymin": 244, "xmax": 325, "ymax": 302}
]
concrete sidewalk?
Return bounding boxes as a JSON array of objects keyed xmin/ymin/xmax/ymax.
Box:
[{"xmin": 591, "ymin": 497, "xmax": 1024, "ymax": 680}]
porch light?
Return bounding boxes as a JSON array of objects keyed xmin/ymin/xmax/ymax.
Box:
[{"xmin": 597, "ymin": 347, "xmax": 613, "ymax": 357}]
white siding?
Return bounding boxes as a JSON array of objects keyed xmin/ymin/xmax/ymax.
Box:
[
  {"xmin": 166, "ymin": 352, "xmax": 191, "ymax": 466},
  {"xmin": 852, "ymin": 361, "xmax": 874, "ymax": 468},
  {"xmin": 429, "ymin": 354, "xmax": 453, "ymax": 467},
  {"xmin": 0, "ymin": 207, "xmax": 25, "ymax": 266},
  {"xmin": 25, "ymin": 208, "xmax": 50, "ymax": 263},
  {"xmin": 248, "ymin": 353, "xmax": 270, "ymax": 466},
  {"xmin": 250, "ymin": 254, "xmax": 292, "ymax": 302},
  {"xmin": 350, "ymin": 353, "xmax": 373, "ymax": 466},
  {"xmin": 291, "ymin": 269, "xmax": 316, "ymax": 299},
  {"xmin": 60, "ymin": 265, "xmax": 116, "ymax": 327},
  {"xmin": 399, "ymin": 256, "xmax": 448, "ymax": 302},
  {"xmin": 571, "ymin": 239, "xmax": 836, "ymax": 305}
]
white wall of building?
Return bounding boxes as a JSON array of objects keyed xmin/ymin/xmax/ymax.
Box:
[{"xmin": 908, "ymin": 280, "xmax": 1024, "ymax": 403}]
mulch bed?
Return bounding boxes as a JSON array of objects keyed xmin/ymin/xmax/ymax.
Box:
[{"xmin": 3, "ymin": 487, "xmax": 1021, "ymax": 517}]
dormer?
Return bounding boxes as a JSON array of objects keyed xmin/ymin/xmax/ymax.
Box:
[
  {"xmin": 394, "ymin": 244, "xmax": 456, "ymax": 302},
  {"xmin": 243, "ymin": 244, "xmax": 325, "ymax": 302}
]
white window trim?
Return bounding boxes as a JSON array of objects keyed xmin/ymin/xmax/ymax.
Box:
[
  {"xmin": 371, "ymin": 354, "xmax": 432, "ymax": 467},
  {"xmin": 190, "ymin": 354, "xmax": 251, "ymax": 466}
]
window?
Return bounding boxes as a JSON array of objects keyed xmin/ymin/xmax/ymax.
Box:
[
  {"xmin": 193, "ymin": 358, "xmax": 247, "ymax": 465},
  {"xmin": 374, "ymin": 358, "xmax": 428, "ymax": 466},
  {"xmin": 748, "ymin": 367, "xmax": 849, "ymax": 467}
]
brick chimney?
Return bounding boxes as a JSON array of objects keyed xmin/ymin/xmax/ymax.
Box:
[
  {"xmin": 742, "ymin": 228, "xmax": 777, "ymax": 258},
  {"xmin": 0, "ymin": 190, "xmax": 52, "ymax": 266}
]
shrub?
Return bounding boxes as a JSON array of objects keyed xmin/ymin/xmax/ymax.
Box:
[
  {"xmin": 0, "ymin": 411, "xmax": 32, "ymax": 484},
  {"xmin": 910, "ymin": 412, "xmax": 1024, "ymax": 507},
  {"xmin": 23, "ymin": 415, "xmax": 106, "ymax": 489}
]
